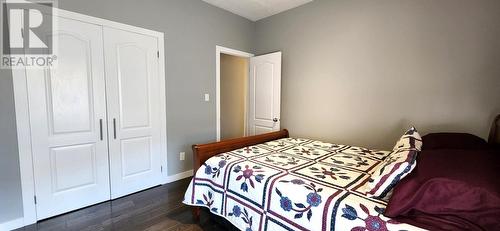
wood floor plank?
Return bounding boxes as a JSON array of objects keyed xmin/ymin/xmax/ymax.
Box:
[{"xmin": 15, "ymin": 178, "xmax": 231, "ymax": 231}]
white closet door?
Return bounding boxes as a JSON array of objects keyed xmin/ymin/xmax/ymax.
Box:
[
  {"xmin": 248, "ymin": 52, "xmax": 282, "ymax": 135},
  {"xmin": 103, "ymin": 27, "xmax": 163, "ymax": 199},
  {"xmin": 27, "ymin": 17, "xmax": 110, "ymax": 220}
]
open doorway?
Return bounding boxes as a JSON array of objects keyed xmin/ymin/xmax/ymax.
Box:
[
  {"xmin": 216, "ymin": 46, "xmax": 253, "ymax": 141},
  {"xmin": 220, "ymin": 54, "xmax": 249, "ymax": 140},
  {"xmin": 216, "ymin": 46, "xmax": 282, "ymax": 141}
]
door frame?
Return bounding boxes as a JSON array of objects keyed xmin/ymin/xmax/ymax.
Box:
[
  {"xmin": 216, "ymin": 45, "xmax": 254, "ymax": 141},
  {"xmin": 11, "ymin": 7, "xmax": 167, "ymax": 227}
]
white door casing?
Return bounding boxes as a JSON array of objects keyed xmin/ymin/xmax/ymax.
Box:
[
  {"xmin": 248, "ymin": 52, "xmax": 282, "ymax": 135},
  {"xmin": 27, "ymin": 17, "xmax": 111, "ymax": 220},
  {"xmin": 215, "ymin": 46, "xmax": 254, "ymax": 141},
  {"xmin": 103, "ymin": 27, "xmax": 163, "ymax": 199}
]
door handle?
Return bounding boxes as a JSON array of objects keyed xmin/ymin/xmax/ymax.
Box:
[
  {"xmin": 113, "ymin": 118, "xmax": 117, "ymax": 139},
  {"xmin": 273, "ymin": 118, "xmax": 279, "ymax": 122},
  {"xmin": 99, "ymin": 119, "xmax": 103, "ymax": 140}
]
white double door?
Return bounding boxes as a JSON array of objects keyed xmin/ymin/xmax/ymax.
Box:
[{"xmin": 27, "ymin": 17, "xmax": 163, "ymax": 220}]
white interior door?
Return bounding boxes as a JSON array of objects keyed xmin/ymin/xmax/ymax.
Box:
[
  {"xmin": 248, "ymin": 52, "xmax": 282, "ymax": 135},
  {"xmin": 103, "ymin": 27, "xmax": 163, "ymax": 199},
  {"xmin": 27, "ymin": 17, "xmax": 110, "ymax": 220}
]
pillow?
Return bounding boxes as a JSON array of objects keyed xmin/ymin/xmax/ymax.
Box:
[
  {"xmin": 393, "ymin": 127, "xmax": 422, "ymax": 152},
  {"xmin": 365, "ymin": 127, "xmax": 421, "ymax": 198},
  {"xmin": 365, "ymin": 149, "xmax": 418, "ymax": 198},
  {"xmin": 422, "ymin": 133, "xmax": 489, "ymax": 150}
]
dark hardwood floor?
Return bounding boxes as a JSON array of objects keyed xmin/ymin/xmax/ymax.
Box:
[{"xmin": 15, "ymin": 178, "xmax": 237, "ymax": 231}]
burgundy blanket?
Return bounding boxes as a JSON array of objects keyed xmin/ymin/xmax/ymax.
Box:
[{"xmin": 385, "ymin": 149, "xmax": 500, "ymax": 230}]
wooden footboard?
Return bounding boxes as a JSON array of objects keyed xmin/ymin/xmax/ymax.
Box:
[{"xmin": 191, "ymin": 129, "xmax": 289, "ymax": 221}]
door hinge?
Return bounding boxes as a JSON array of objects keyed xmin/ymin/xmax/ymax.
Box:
[
  {"xmin": 161, "ymin": 166, "xmax": 163, "ymax": 173},
  {"xmin": 157, "ymin": 51, "xmax": 159, "ymax": 58},
  {"xmin": 34, "ymin": 195, "xmax": 37, "ymax": 204}
]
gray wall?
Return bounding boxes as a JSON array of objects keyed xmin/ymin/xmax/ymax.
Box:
[
  {"xmin": 1, "ymin": 0, "xmax": 254, "ymax": 222},
  {"xmin": 255, "ymin": 0, "xmax": 500, "ymax": 149}
]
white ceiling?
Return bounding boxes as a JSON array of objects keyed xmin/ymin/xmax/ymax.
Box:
[{"xmin": 202, "ymin": 0, "xmax": 313, "ymax": 21}]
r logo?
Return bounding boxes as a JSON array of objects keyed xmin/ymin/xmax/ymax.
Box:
[{"xmin": 2, "ymin": 1, "xmax": 53, "ymax": 55}]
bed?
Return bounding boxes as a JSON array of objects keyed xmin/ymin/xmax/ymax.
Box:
[
  {"xmin": 184, "ymin": 115, "xmax": 500, "ymax": 231},
  {"xmin": 183, "ymin": 129, "xmax": 425, "ymax": 231}
]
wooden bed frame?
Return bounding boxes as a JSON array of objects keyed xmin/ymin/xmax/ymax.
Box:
[{"xmin": 191, "ymin": 129, "xmax": 289, "ymax": 220}]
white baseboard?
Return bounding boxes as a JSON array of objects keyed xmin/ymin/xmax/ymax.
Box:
[
  {"xmin": 165, "ymin": 169, "xmax": 193, "ymax": 183},
  {"xmin": 0, "ymin": 217, "xmax": 25, "ymax": 231}
]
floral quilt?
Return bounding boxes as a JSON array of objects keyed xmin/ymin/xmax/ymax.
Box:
[{"xmin": 183, "ymin": 138, "xmax": 425, "ymax": 231}]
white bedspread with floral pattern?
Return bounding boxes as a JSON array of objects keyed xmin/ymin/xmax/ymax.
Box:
[{"xmin": 183, "ymin": 138, "xmax": 424, "ymax": 231}]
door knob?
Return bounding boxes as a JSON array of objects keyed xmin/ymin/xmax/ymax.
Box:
[{"xmin": 273, "ymin": 118, "xmax": 279, "ymax": 122}]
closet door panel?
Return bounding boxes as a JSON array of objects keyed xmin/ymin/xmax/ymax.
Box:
[
  {"xmin": 27, "ymin": 17, "xmax": 110, "ymax": 220},
  {"xmin": 117, "ymin": 45, "xmax": 151, "ymax": 128},
  {"xmin": 103, "ymin": 27, "xmax": 162, "ymax": 199}
]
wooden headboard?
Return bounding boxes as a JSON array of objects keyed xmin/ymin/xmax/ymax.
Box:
[
  {"xmin": 192, "ymin": 129, "xmax": 289, "ymax": 173},
  {"xmin": 488, "ymin": 114, "xmax": 500, "ymax": 145}
]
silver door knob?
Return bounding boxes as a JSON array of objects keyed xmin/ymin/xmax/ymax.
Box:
[{"xmin": 273, "ymin": 118, "xmax": 279, "ymax": 122}]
